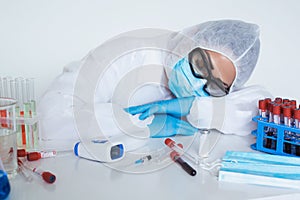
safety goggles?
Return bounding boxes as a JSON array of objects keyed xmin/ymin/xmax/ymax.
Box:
[{"xmin": 188, "ymin": 48, "xmax": 230, "ymax": 97}]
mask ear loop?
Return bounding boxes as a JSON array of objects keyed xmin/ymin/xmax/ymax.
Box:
[{"xmin": 199, "ymin": 158, "xmax": 223, "ymax": 176}]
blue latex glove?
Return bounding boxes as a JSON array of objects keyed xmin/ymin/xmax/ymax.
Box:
[
  {"xmin": 148, "ymin": 114, "xmax": 198, "ymax": 138},
  {"xmin": 125, "ymin": 96, "xmax": 195, "ymax": 120}
]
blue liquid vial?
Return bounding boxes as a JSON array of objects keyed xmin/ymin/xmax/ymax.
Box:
[{"xmin": 0, "ymin": 170, "xmax": 10, "ymax": 200}]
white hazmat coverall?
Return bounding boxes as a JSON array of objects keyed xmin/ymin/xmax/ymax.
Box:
[{"xmin": 38, "ymin": 20, "xmax": 272, "ymax": 150}]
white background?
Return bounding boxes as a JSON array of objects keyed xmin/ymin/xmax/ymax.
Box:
[
  {"xmin": 0, "ymin": 0, "xmax": 299, "ymax": 101},
  {"xmin": 1, "ymin": 2, "xmax": 300, "ymax": 199}
]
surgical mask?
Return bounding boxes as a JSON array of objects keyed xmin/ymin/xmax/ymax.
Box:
[
  {"xmin": 168, "ymin": 57, "xmax": 209, "ymax": 98},
  {"xmin": 218, "ymin": 151, "xmax": 300, "ymax": 189}
]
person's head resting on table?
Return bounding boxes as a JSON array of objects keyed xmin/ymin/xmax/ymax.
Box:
[{"xmin": 166, "ymin": 19, "xmax": 260, "ymax": 98}]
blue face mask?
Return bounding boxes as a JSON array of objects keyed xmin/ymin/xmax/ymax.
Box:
[
  {"xmin": 168, "ymin": 57, "xmax": 209, "ymax": 98},
  {"xmin": 219, "ymin": 151, "xmax": 300, "ymax": 189}
]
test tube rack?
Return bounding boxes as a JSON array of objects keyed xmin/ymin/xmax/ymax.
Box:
[{"xmin": 251, "ymin": 116, "xmax": 300, "ymax": 157}]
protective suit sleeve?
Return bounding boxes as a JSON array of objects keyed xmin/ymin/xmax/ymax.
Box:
[
  {"xmin": 38, "ymin": 49, "xmax": 173, "ymax": 150},
  {"xmin": 186, "ymin": 85, "xmax": 273, "ymax": 136}
]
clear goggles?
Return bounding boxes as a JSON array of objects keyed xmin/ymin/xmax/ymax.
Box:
[{"xmin": 188, "ymin": 48, "xmax": 230, "ymax": 97}]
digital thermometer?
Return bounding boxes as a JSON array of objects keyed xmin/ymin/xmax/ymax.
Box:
[{"xmin": 74, "ymin": 137, "xmax": 125, "ymax": 162}]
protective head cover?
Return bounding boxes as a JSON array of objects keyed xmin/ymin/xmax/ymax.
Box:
[{"xmin": 165, "ymin": 19, "xmax": 260, "ymax": 92}]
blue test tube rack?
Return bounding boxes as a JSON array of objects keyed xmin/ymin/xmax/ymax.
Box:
[{"xmin": 251, "ymin": 116, "xmax": 300, "ymax": 157}]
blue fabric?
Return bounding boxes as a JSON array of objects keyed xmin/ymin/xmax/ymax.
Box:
[
  {"xmin": 125, "ymin": 96, "xmax": 195, "ymax": 120},
  {"xmin": 221, "ymin": 151, "xmax": 300, "ymax": 180},
  {"xmin": 148, "ymin": 114, "xmax": 198, "ymax": 138}
]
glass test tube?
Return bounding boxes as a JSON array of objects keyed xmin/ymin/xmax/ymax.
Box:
[
  {"xmin": 2, "ymin": 77, "xmax": 12, "ymax": 98},
  {"xmin": 26, "ymin": 78, "xmax": 38, "ymax": 149},
  {"xmin": 22, "ymin": 78, "xmax": 32, "ymax": 149},
  {"xmin": 15, "ymin": 77, "xmax": 26, "ymax": 147},
  {"xmin": 26, "ymin": 78, "xmax": 36, "ymax": 115}
]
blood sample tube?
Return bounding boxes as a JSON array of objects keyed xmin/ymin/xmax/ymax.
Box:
[
  {"xmin": 17, "ymin": 149, "xmax": 56, "ymax": 161},
  {"xmin": 170, "ymin": 151, "xmax": 196, "ymax": 176},
  {"xmin": 264, "ymin": 98, "xmax": 272, "ymax": 118},
  {"xmin": 268, "ymin": 102, "xmax": 274, "ymax": 123},
  {"xmin": 264, "ymin": 102, "xmax": 274, "ymax": 149},
  {"xmin": 17, "ymin": 149, "xmax": 27, "ymax": 157},
  {"xmin": 27, "ymin": 151, "xmax": 57, "ymax": 161},
  {"xmin": 272, "ymin": 104, "xmax": 281, "ymax": 150},
  {"xmin": 259, "ymin": 99, "xmax": 267, "ymax": 118},
  {"xmin": 273, "ymin": 104, "xmax": 281, "ymax": 124},
  {"xmin": 283, "ymin": 106, "xmax": 292, "ymax": 126},
  {"xmin": 283, "ymin": 106, "xmax": 292, "ymax": 154},
  {"xmin": 290, "ymin": 100, "xmax": 297, "ymax": 107},
  {"xmin": 164, "ymin": 138, "xmax": 199, "ymax": 165},
  {"xmin": 294, "ymin": 109, "xmax": 300, "ymax": 129},
  {"xmin": 283, "ymin": 99, "xmax": 290, "ymax": 104},
  {"xmin": 275, "ymin": 97, "xmax": 283, "ymax": 104},
  {"xmin": 294, "ymin": 109, "xmax": 300, "ymax": 156},
  {"xmin": 18, "ymin": 159, "xmax": 56, "ymax": 184}
]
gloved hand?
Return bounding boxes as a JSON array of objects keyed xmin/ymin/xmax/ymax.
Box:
[
  {"xmin": 125, "ymin": 96, "xmax": 195, "ymax": 120},
  {"xmin": 148, "ymin": 114, "xmax": 198, "ymax": 138}
]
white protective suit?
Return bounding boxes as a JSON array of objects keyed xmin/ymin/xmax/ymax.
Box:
[{"xmin": 38, "ymin": 20, "xmax": 272, "ymax": 150}]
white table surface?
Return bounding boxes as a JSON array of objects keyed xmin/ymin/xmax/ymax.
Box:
[{"xmin": 7, "ymin": 132, "xmax": 300, "ymax": 200}]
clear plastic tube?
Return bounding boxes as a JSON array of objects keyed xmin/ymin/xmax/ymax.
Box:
[
  {"xmin": 21, "ymin": 161, "xmax": 56, "ymax": 184},
  {"xmin": 17, "ymin": 159, "xmax": 33, "ymax": 182},
  {"xmin": 165, "ymin": 138, "xmax": 200, "ymax": 165}
]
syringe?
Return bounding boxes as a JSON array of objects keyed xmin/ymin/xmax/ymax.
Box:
[
  {"xmin": 134, "ymin": 155, "xmax": 152, "ymax": 164},
  {"xmin": 164, "ymin": 138, "xmax": 200, "ymax": 165}
]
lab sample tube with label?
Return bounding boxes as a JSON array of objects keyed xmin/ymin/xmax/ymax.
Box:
[
  {"xmin": 27, "ymin": 151, "xmax": 57, "ymax": 161},
  {"xmin": 18, "ymin": 159, "xmax": 56, "ymax": 184},
  {"xmin": 264, "ymin": 98, "xmax": 272, "ymax": 118},
  {"xmin": 264, "ymin": 102, "xmax": 274, "ymax": 149},
  {"xmin": 294, "ymin": 109, "xmax": 300, "ymax": 129},
  {"xmin": 259, "ymin": 99, "xmax": 267, "ymax": 118},
  {"xmin": 271, "ymin": 104, "xmax": 281, "ymax": 150},
  {"xmin": 164, "ymin": 138, "xmax": 200, "ymax": 165},
  {"xmin": 283, "ymin": 106, "xmax": 292, "ymax": 154},
  {"xmin": 170, "ymin": 151, "xmax": 196, "ymax": 176},
  {"xmin": 294, "ymin": 109, "xmax": 300, "ymax": 156}
]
